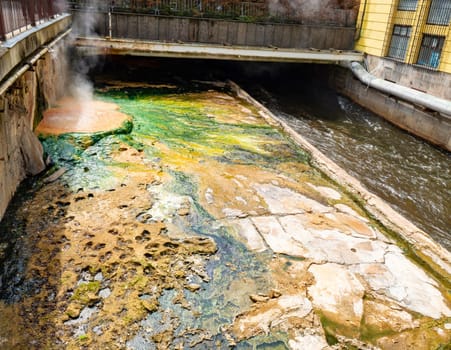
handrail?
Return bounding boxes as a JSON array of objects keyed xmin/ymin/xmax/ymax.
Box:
[{"xmin": 0, "ymin": 0, "xmax": 65, "ymax": 41}]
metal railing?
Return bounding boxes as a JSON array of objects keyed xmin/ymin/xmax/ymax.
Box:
[
  {"xmin": 67, "ymin": 0, "xmax": 358, "ymax": 26},
  {"xmin": 0, "ymin": 0, "xmax": 64, "ymax": 41}
]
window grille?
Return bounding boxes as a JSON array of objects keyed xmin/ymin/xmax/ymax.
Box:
[
  {"xmin": 417, "ymin": 35, "xmax": 445, "ymax": 68},
  {"xmin": 388, "ymin": 25, "xmax": 412, "ymax": 59},
  {"xmin": 398, "ymin": 0, "xmax": 418, "ymax": 11},
  {"xmin": 427, "ymin": 0, "xmax": 451, "ymax": 25}
]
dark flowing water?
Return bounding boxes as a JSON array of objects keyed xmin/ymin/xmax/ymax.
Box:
[{"xmin": 244, "ymin": 75, "xmax": 451, "ymax": 251}]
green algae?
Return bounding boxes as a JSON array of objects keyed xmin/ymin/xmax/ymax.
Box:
[{"xmin": 97, "ymin": 87, "xmax": 310, "ymax": 172}]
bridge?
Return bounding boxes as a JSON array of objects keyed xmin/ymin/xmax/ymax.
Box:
[{"xmin": 71, "ymin": 1, "xmax": 363, "ymax": 64}]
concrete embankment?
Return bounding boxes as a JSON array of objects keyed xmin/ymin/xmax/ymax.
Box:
[
  {"xmin": 0, "ymin": 15, "xmax": 71, "ymax": 219},
  {"xmin": 331, "ymin": 63, "xmax": 451, "ymax": 152}
]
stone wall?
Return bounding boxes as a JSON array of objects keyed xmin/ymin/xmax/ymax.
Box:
[
  {"xmin": 0, "ymin": 44, "xmax": 68, "ymax": 219},
  {"xmin": 330, "ymin": 65, "xmax": 451, "ymax": 152}
]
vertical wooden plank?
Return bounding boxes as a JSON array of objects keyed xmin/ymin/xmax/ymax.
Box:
[
  {"xmin": 217, "ymin": 21, "xmax": 228, "ymax": 44},
  {"xmin": 255, "ymin": 24, "xmax": 265, "ymax": 46},
  {"xmin": 227, "ymin": 21, "xmax": 238, "ymax": 45},
  {"xmin": 179, "ymin": 18, "xmax": 189, "ymax": 42},
  {"xmin": 291, "ymin": 27, "xmax": 303, "ymax": 49},
  {"xmin": 148, "ymin": 16, "xmax": 159, "ymax": 41},
  {"xmin": 158, "ymin": 17, "xmax": 169, "ymax": 41},
  {"xmin": 188, "ymin": 18, "xmax": 198, "ymax": 42},
  {"xmin": 263, "ymin": 24, "xmax": 274, "ymax": 46},
  {"xmin": 198, "ymin": 20, "xmax": 209, "ymax": 43},
  {"xmin": 236, "ymin": 22, "xmax": 247, "ymax": 45},
  {"xmin": 245, "ymin": 23, "xmax": 256, "ymax": 46}
]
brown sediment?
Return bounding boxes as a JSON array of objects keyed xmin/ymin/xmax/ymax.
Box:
[
  {"xmin": 35, "ymin": 97, "xmax": 131, "ymax": 135},
  {"xmin": 0, "ymin": 142, "xmax": 217, "ymax": 349}
]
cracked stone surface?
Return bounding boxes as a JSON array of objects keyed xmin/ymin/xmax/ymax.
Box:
[{"xmin": 308, "ymin": 263, "xmax": 365, "ymax": 335}]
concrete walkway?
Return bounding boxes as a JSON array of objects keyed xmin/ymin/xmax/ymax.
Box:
[{"xmin": 75, "ymin": 37, "xmax": 364, "ymax": 64}]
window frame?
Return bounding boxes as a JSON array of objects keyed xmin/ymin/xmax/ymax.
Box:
[
  {"xmin": 416, "ymin": 34, "xmax": 445, "ymax": 69},
  {"xmin": 426, "ymin": 0, "xmax": 451, "ymax": 26},
  {"xmin": 387, "ymin": 24, "xmax": 412, "ymax": 60},
  {"xmin": 397, "ymin": 0, "xmax": 418, "ymax": 11}
]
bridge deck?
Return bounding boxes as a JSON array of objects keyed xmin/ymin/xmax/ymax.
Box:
[{"xmin": 75, "ymin": 37, "xmax": 364, "ymax": 64}]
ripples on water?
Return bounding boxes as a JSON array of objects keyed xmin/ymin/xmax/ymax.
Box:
[{"xmin": 249, "ymin": 84, "xmax": 451, "ymax": 251}]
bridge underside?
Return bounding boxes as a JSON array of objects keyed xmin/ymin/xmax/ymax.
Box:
[{"xmin": 75, "ymin": 37, "xmax": 364, "ymax": 65}]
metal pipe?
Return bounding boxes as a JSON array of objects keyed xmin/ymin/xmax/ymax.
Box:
[
  {"xmin": 0, "ymin": 27, "xmax": 71, "ymax": 97},
  {"xmin": 347, "ymin": 61, "xmax": 451, "ymax": 117}
]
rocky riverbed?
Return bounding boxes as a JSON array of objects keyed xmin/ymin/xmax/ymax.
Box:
[{"xmin": 0, "ymin": 81, "xmax": 449, "ymax": 349}]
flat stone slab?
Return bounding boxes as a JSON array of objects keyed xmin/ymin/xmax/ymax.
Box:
[
  {"xmin": 253, "ymin": 183, "xmax": 330, "ymax": 214},
  {"xmin": 308, "ymin": 263, "xmax": 365, "ymax": 332},
  {"xmin": 279, "ymin": 214, "xmax": 387, "ymax": 264},
  {"xmin": 228, "ymin": 218, "xmax": 267, "ymax": 252},
  {"xmin": 251, "ymin": 216, "xmax": 308, "ymax": 257}
]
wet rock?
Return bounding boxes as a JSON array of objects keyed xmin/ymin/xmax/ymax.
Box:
[
  {"xmin": 142, "ymin": 299, "xmax": 158, "ymax": 313},
  {"xmin": 222, "ymin": 208, "xmax": 247, "ymax": 219},
  {"xmin": 383, "ymin": 251, "xmax": 451, "ymax": 318},
  {"xmin": 253, "ymin": 183, "xmax": 330, "ymax": 214},
  {"xmin": 334, "ymin": 203, "xmax": 368, "ymax": 222},
  {"xmin": 249, "ymin": 294, "xmax": 269, "ymax": 303},
  {"xmin": 269, "ymin": 289, "xmax": 282, "ymax": 299},
  {"xmin": 205, "ymin": 188, "xmax": 214, "ymax": 204},
  {"xmin": 279, "ymin": 214, "xmax": 387, "ymax": 264},
  {"xmin": 43, "ymin": 167, "xmax": 67, "ymax": 183},
  {"xmin": 185, "ymin": 283, "xmax": 201, "ymax": 292},
  {"xmin": 98, "ymin": 288, "xmax": 111, "ymax": 299},
  {"xmin": 251, "ymin": 216, "xmax": 307, "ymax": 257},
  {"xmin": 66, "ymin": 304, "xmax": 82, "ymax": 319},
  {"xmin": 363, "ymin": 300, "xmax": 418, "ymax": 333},
  {"xmin": 228, "ymin": 218, "xmax": 267, "ymax": 252},
  {"xmin": 177, "ymin": 208, "xmax": 190, "ymax": 216},
  {"xmin": 308, "ymin": 263, "xmax": 365, "ymax": 336},
  {"xmin": 20, "ymin": 125, "xmax": 46, "ymax": 176},
  {"xmin": 307, "ymin": 183, "xmax": 342, "ymax": 200}
]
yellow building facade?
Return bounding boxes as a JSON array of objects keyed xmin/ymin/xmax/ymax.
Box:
[{"xmin": 355, "ymin": 0, "xmax": 451, "ymax": 73}]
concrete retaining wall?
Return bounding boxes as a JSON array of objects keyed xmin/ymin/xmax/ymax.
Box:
[
  {"xmin": 0, "ymin": 43, "xmax": 69, "ymax": 220},
  {"xmin": 365, "ymin": 55, "xmax": 451, "ymax": 101},
  {"xmin": 74, "ymin": 11, "xmax": 355, "ymax": 50},
  {"xmin": 330, "ymin": 66, "xmax": 451, "ymax": 152},
  {"xmin": 0, "ymin": 15, "xmax": 71, "ymax": 85}
]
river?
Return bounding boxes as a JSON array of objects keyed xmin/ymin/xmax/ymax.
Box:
[{"xmin": 0, "ymin": 60, "xmax": 449, "ymax": 348}]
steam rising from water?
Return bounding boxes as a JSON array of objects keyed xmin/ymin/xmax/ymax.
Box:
[
  {"xmin": 67, "ymin": 1, "xmax": 103, "ymax": 128},
  {"xmin": 267, "ymin": 0, "xmax": 358, "ymax": 22}
]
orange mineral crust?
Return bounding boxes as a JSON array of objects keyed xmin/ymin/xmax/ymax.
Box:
[{"xmin": 36, "ymin": 97, "xmax": 130, "ymax": 135}]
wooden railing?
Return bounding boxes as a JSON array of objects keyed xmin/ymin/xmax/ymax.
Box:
[{"xmin": 0, "ymin": 0, "xmax": 64, "ymax": 41}]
